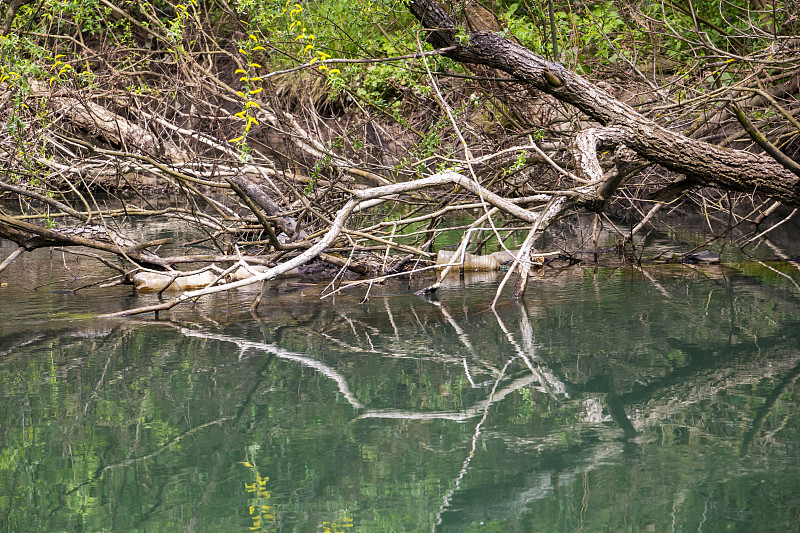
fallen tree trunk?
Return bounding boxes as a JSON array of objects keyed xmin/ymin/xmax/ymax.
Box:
[
  {"xmin": 41, "ymin": 86, "xmax": 185, "ymax": 165},
  {"xmin": 407, "ymin": 0, "xmax": 800, "ymax": 206},
  {"xmin": 0, "ymin": 211, "xmax": 170, "ymax": 268}
]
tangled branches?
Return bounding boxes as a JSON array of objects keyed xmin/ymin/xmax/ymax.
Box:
[{"xmin": 0, "ymin": 0, "xmax": 798, "ymax": 315}]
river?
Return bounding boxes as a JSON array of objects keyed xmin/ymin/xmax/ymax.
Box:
[{"xmin": 1, "ymin": 235, "xmax": 800, "ymax": 531}]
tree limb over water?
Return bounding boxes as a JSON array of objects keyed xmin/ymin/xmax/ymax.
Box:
[
  {"xmin": 407, "ymin": 0, "xmax": 800, "ymax": 206},
  {"xmin": 97, "ymin": 170, "xmax": 563, "ymax": 317}
]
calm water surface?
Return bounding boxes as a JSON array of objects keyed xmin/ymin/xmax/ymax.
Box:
[{"xmin": 1, "ymin": 246, "xmax": 800, "ymax": 532}]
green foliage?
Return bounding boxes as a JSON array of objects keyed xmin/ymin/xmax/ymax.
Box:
[
  {"xmin": 307, "ymin": 152, "xmax": 332, "ymax": 194},
  {"xmin": 502, "ymin": 1, "xmax": 549, "ymax": 54},
  {"xmin": 52, "ymin": 0, "xmax": 107, "ymax": 35},
  {"xmin": 235, "ymin": 0, "xmax": 410, "ymax": 61},
  {"xmin": 0, "ymin": 33, "xmax": 47, "ymax": 85},
  {"xmin": 503, "ymin": 149, "xmax": 529, "ymax": 176},
  {"xmin": 230, "ymin": 0, "xmax": 436, "ymax": 118},
  {"xmin": 499, "ymin": 0, "xmax": 794, "ymax": 75}
]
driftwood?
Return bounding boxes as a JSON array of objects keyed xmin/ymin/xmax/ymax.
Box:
[
  {"xmin": 98, "ymin": 171, "xmax": 553, "ymax": 317},
  {"xmin": 44, "ymin": 89, "xmax": 185, "ymax": 165}
]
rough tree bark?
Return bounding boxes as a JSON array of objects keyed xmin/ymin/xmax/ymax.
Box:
[{"xmin": 407, "ymin": 0, "xmax": 800, "ymax": 206}]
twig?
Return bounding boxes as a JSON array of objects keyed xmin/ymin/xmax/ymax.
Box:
[{"xmin": 0, "ymin": 246, "xmax": 24, "ymax": 275}]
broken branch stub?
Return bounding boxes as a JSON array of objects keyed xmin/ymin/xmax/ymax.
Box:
[{"xmin": 227, "ymin": 174, "xmax": 307, "ymax": 241}]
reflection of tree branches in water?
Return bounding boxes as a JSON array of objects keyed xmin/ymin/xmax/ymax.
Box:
[
  {"xmin": 740, "ymin": 358, "xmax": 800, "ymax": 455},
  {"xmin": 178, "ymin": 326, "xmax": 366, "ymax": 409},
  {"xmin": 13, "ymin": 284, "xmax": 796, "ymax": 528},
  {"xmin": 60, "ymin": 324, "xmax": 279, "ymax": 517},
  {"xmin": 493, "ymin": 306, "xmax": 566, "ymax": 397},
  {"xmin": 58, "ymin": 277, "xmax": 797, "ymax": 522},
  {"xmin": 176, "ymin": 317, "xmax": 562, "ymax": 420},
  {"xmin": 170, "ymin": 307, "xmax": 574, "ymax": 528},
  {"xmin": 159, "ymin": 298, "xmax": 800, "ymax": 521},
  {"xmin": 614, "ymin": 342, "xmax": 800, "ymax": 436},
  {"xmin": 432, "ymin": 356, "xmax": 513, "ymax": 532},
  {"xmin": 432, "ymin": 298, "xmax": 501, "ymax": 386},
  {"xmin": 428, "ymin": 301, "xmax": 575, "ymax": 528}
]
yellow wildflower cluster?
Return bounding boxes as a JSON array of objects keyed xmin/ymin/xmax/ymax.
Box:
[
  {"xmin": 230, "ymin": 34, "xmax": 267, "ymax": 145},
  {"xmin": 279, "ymin": 2, "xmax": 339, "ymax": 76},
  {"xmin": 357, "ymin": 0, "xmax": 390, "ymax": 23},
  {"xmin": 168, "ymin": 0, "xmax": 198, "ymax": 46},
  {"xmin": 0, "ymin": 64, "xmax": 20, "ymax": 86},
  {"xmin": 48, "ymin": 54, "xmax": 74, "ymax": 85}
]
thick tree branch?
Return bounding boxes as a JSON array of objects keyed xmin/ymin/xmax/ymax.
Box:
[
  {"xmin": 0, "ymin": 212, "xmax": 169, "ymax": 268},
  {"xmin": 732, "ymin": 103, "xmax": 800, "ymax": 179},
  {"xmin": 407, "ymin": 0, "xmax": 800, "ymax": 206}
]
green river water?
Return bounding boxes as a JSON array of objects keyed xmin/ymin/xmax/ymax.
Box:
[{"xmin": 1, "ymin": 239, "xmax": 800, "ymax": 532}]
